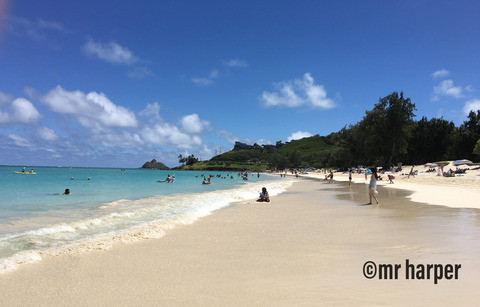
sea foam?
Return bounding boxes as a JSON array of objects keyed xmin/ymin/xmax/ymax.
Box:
[{"xmin": 0, "ymin": 177, "xmax": 296, "ymax": 273}]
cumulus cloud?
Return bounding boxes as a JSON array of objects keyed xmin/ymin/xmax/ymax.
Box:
[
  {"xmin": 141, "ymin": 123, "xmax": 202, "ymax": 149},
  {"xmin": 222, "ymin": 58, "xmax": 248, "ymax": 67},
  {"xmin": 42, "ymin": 85, "xmax": 138, "ymax": 130},
  {"xmin": 0, "ymin": 97, "xmax": 41, "ymax": 124},
  {"xmin": 287, "ymin": 131, "xmax": 313, "ymax": 142},
  {"xmin": 433, "ymin": 79, "xmax": 464, "ymax": 100},
  {"xmin": 260, "ymin": 73, "xmax": 335, "ymax": 109},
  {"xmin": 83, "ymin": 39, "xmax": 138, "ymax": 65},
  {"xmin": 37, "ymin": 127, "xmax": 59, "ymax": 141},
  {"xmin": 431, "ymin": 69, "xmax": 450, "ymax": 79},
  {"xmin": 181, "ymin": 114, "xmax": 211, "ymax": 133},
  {"xmin": 463, "ymin": 99, "xmax": 480, "ymax": 116}
]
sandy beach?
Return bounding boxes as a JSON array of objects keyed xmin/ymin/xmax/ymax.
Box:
[{"xmin": 1, "ymin": 174, "xmax": 480, "ymax": 306}]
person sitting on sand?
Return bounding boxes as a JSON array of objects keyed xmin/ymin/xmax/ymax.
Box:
[
  {"xmin": 63, "ymin": 189, "xmax": 70, "ymax": 195},
  {"xmin": 257, "ymin": 187, "xmax": 270, "ymax": 202}
]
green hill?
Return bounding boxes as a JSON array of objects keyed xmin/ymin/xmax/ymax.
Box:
[
  {"xmin": 141, "ymin": 159, "xmax": 170, "ymax": 170},
  {"xmin": 178, "ymin": 135, "xmax": 339, "ymax": 171}
]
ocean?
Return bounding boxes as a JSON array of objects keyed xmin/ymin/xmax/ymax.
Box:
[{"xmin": 0, "ymin": 166, "xmax": 294, "ymax": 273}]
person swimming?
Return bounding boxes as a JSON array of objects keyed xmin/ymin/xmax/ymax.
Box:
[{"xmin": 63, "ymin": 189, "xmax": 70, "ymax": 195}]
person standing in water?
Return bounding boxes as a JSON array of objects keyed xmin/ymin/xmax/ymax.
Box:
[{"xmin": 368, "ymin": 168, "xmax": 380, "ymax": 205}]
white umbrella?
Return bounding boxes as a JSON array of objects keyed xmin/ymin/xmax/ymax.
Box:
[{"xmin": 453, "ymin": 159, "xmax": 472, "ymax": 166}]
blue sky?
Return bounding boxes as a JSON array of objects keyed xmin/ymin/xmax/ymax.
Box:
[{"xmin": 1, "ymin": 0, "xmax": 479, "ymax": 168}]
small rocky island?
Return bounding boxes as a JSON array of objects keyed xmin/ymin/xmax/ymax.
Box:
[{"xmin": 141, "ymin": 159, "xmax": 170, "ymax": 170}]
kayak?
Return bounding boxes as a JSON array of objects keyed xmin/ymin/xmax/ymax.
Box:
[{"xmin": 13, "ymin": 171, "xmax": 36, "ymax": 174}]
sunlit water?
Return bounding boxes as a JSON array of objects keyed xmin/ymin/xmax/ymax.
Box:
[{"xmin": 0, "ymin": 166, "xmax": 294, "ymax": 272}]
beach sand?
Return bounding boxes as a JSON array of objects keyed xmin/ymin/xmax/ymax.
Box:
[
  {"xmin": 304, "ymin": 162, "xmax": 480, "ymax": 209},
  {"xmin": 1, "ymin": 178, "xmax": 479, "ymax": 306}
]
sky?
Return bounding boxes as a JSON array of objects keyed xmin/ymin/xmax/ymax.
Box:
[{"xmin": 0, "ymin": 0, "xmax": 479, "ymax": 168}]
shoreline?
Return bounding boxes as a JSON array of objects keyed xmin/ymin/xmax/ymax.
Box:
[
  {"xmin": 1, "ymin": 178, "xmax": 479, "ymax": 305},
  {"xmin": 300, "ymin": 163, "xmax": 480, "ymax": 209}
]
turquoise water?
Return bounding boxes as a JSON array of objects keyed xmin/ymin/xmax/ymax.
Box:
[{"xmin": 0, "ymin": 166, "xmax": 294, "ymax": 272}]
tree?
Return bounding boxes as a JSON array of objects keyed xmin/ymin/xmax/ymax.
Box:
[
  {"xmin": 185, "ymin": 154, "xmax": 198, "ymax": 165},
  {"xmin": 178, "ymin": 154, "xmax": 185, "ymax": 165},
  {"xmin": 359, "ymin": 91, "xmax": 416, "ymax": 167},
  {"xmin": 454, "ymin": 110, "xmax": 480, "ymax": 160},
  {"xmin": 407, "ymin": 117, "xmax": 455, "ymax": 164},
  {"xmin": 474, "ymin": 139, "xmax": 480, "ymax": 156}
]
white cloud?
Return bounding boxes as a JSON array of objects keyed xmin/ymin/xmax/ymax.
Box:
[
  {"xmin": 260, "ymin": 73, "xmax": 335, "ymax": 109},
  {"xmin": 181, "ymin": 114, "xmax": 211, "ymax": 133},
  {"xmin": 192, "ymin": 69, "xmax": 219, "ymax": 86},
  {"xmin": 192, "ymin": 78, "xmax": 213, "ymax": 86},
  {"xmin": 127, "ymin": 66, "xmax": 154, "ymax": 79},
  {"xmin": 223, "ymin": 58, "xmax": 247, "ymax": 67},
  {"xmin": 8, "ymin": 16, "xmax": 68, "ymax": 40},
  {"xmin": 287, "ymin": 131, "xmax": 313, "ymax": 142},
  {"xmin": 433, "ymin": 79, "xmax": 463, "ymax": 100},
  {"xmin": 0, "ymin": 91, "xmax": 12, "ymax": 105},
  {"xmin": 8, "ymin": 134, "xmax": 30, "ymax": 147},
  {"xmin": 463, "ymin": 99, "xmax": 480, "ymax": 115},
  {"xmin": 209, "ymin": 69, "xmax": 219, "ymax": 78},
  {"xmin": 90, "ymin": 131, "xmax": 143, "ymax": 148},
  {"xmin": 255, "ymin": 139, "xmax": 272, "ymax": 145},
  {"xmin": 83, "ymin": 39, "xmax": 138, "ymax": 65},
  {"xmin": 0, "ymin": 97, "xmax": 41, "ymax": 124},
  {"xmin": 431, "ymin": 69, "xmax": 450, "ymax": 79},
  {"xmin": 141, "ymin": 123, "xmax": 202, "ymax": 149},
  {"xmin": 37, "ymin": 127, "xmax": 59, "ymax": 141},
  {"xmin": 218, "ymin": 130, "xmax": 240, "ymax": 144},
  {"xmin": 42, "ymin": 85, "xmax": 138, "ymax": 129},
  {"xmin": 139, "ymin": 102, "xmax": 162, "ymax": 121}
]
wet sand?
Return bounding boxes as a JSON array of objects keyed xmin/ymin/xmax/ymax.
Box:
[{"xmin": 1, "ymin": 179, "xmax": 479, "ymax": 306}]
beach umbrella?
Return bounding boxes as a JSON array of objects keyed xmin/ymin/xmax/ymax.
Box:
[{"xmin": 453, "ymin": 159, "xmax": 472, "ymax": 166}]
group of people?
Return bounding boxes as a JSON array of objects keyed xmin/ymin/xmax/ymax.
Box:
[
  {"xmin": 19, "ymin": 167, "xmax": 34, "ymax": 173},
  {"xmin": 158, "ymin": 174, "xmax": 175, "ymax": 183}
]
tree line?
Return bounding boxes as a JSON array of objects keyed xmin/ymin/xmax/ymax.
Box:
[
  {"xmin": 330, "ymin": 91, "xmax": 480, "ymax": 169},
  {"xmin": 179, "ymin": 91, "xmax": 480, "ymax": 171}
]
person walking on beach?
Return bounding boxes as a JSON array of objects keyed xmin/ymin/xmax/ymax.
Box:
[
  {"xmin": 408, "ymin": 166, "xmax": 415, "ymax": 178},
  {"xmin": 348, "ymin": 168, "xmax": 352, "ymax": 187},
  {"xmin": 369, "ymin": 168, "xmax": 380, "ymax": 205}
]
